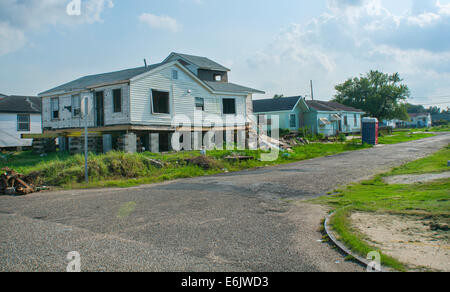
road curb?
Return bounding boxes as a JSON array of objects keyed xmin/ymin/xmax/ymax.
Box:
[{"xmin": 324, "ymin": 212, "xmax": 389, "ymax": 272}]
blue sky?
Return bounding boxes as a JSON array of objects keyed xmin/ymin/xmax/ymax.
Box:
[{"xmin": 1, "ymin": 0, "xmax": 449, "ymax": 108}]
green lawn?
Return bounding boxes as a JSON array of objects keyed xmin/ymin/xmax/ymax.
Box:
[
  {"xmin": 0, "ymin": 142, "xmax": 371, "ymax": 189},
  {"xmin": 314, "ymin": 145, "xmax": 450, "ymax": 271},
  {"xmin": 378, "ymin": 131, "xmax": 436, "ymax": 144}
]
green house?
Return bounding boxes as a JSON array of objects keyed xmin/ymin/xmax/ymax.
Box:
[{"xmin": 253, "ymin": 96, "xmax": 365, "ymax": 136}]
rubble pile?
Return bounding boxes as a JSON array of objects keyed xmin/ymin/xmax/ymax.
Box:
[{"xmin": 0, "ymin": 167, "xmax": 36, "ymax": 196}]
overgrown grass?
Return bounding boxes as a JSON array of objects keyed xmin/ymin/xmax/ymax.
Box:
[
  {"xmin": 378, "ymin": 131, "xmax": 436, "ymax": 144},
  {"xmin": 0, "ymin": 142, "xmax": 371, "ymax": 189},
  {"xmin": 313, "ymin": 144, "xmax": 450, "ymax": 271}
]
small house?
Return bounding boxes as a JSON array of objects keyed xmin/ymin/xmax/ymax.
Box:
[
  {"xmin": 253, "ymin": 96, "xmax": 365, "ymax": 137},
  {"xmin": 0, "ymin": 95, "xmax": 42, "ymax": 149},
  {"xmin": 38, "ymin": 52, "xmax": 264, "ymax": 153},
  {"xmin": 407, "ymin": 113, "xmax": 432, "ymax": 128}
]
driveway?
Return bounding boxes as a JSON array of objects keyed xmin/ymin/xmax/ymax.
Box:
[{"xmin": 1, "ymin": 134, "xmax": 449, "ymax": 272}]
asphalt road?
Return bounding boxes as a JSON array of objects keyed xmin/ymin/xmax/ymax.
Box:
[{"xmin": 1, "ymin": 134, "xmax": 449, "ymax": 272}]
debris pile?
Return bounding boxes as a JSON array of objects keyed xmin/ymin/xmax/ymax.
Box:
[
  {"xmin": 185, "ymin": 156, "xmax": 221, "ymax": 170},
  {"xmin": 0, "ymin": 168, "xmax": 35, "ymax": 196},
  {"xmin": 224, "ymin": 153, "xmax": 255, "ymax": 162},
  {"xmin": 259, "ymin": 133, "xmax": 310, "ymax": 152}
]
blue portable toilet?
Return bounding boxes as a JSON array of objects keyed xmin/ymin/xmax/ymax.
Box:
[{"xmin": 362, "ymin": 118, "xmax": 379, "ymax": 145}]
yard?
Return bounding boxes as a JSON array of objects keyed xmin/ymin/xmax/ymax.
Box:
[
  {"xmin": 0, "ymin": 142, "xmax": 371, "ymax": 190},
  {"xmin": 314, "ymin": 145, "xmax": 450, "ymax": 271}
]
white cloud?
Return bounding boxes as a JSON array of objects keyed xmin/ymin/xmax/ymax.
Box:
[
  {"xmin": 139, "ymin": 13, "xmax": 181, "ymax": 33},
  {"xmin": 247, "ymin": 0, "xmax": 450, "ymax": 106},
  {"xmin": 0, "ymin": 0, "xmax": 114, "ymax": 56},
  {"xmin": 0, "ymin": 22, "xmax": 26, "ymax": 55}
]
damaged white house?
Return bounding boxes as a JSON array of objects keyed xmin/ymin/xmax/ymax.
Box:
[{"xmin": 38, "ymin": 53, "xmax": 264, "ymax": 153}]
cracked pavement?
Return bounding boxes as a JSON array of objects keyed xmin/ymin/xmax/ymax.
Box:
[{"xmin": 1, "ymin": 134, "xmax": 449, "ymax": 272}]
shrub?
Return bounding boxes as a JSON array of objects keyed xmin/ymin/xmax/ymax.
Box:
[{"xmin": 338, "ymin": 133, "xmax": 347, "ymax": 142}]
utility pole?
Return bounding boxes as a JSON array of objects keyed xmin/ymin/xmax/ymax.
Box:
[
  {"xmin": 310, "ymin": 80, "xmax": 314, "ymax": 101},
  {"xmin": 84, "ymin": 97, "xmax": 89, "ymax": 184}
]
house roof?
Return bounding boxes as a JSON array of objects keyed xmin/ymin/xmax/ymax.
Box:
[
  {"xmin": 253, "ymin": 96, "xmax": 302, "ymax": 113},
  {"xmin": 409, "ymin": 112, "xmax": 430, "ymax": 118},
  {"xmin": 306, "ymin": 100, "xmax": 365, "ymax": 113},
  {"xmin": 39, "ymin": 63, "xmax": 163, "ymax": 96},
  {"xmin": 204, "ymin": 81, "xmax": 265, "ymax": 94},
  {"xmin": 0, "ymin": 95, "xmax": 42, "ymax": 114},
  {"xmin": 165, "ymin": 52, "xmax": 230, "ymax": 72},
  {"xmin": 432, "ymin": 113, "xmax": 450, "ymax": 121}
]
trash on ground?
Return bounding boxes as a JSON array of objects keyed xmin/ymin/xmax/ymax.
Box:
[{"xmin": 0, "ymin": 167, "xmax": 37, "ymax": 196}]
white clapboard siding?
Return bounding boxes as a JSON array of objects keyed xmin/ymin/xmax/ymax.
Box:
[
  {"xmin": 42, "ymin": 84, "xmax": 130, "ymax": 129},
  {"xmin": 0, "ymin": 113, "xmax": 42, "ymax": 147},
  {"xmin": 130, "ymin": 64, "xmax": 247, "ymax": 127}
]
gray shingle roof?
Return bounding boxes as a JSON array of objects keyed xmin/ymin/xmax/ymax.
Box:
[
  {"xmin": 167, "ymin": 52, "xmax": 230, "ymax": 72},
  {"xmin": 253, "ymin": 96, "xmax": 302, "ymax": 113},
  {"xmin": 39, "ymin": 63, "xmax": 163, "ymax": 96},
  {"xmin": 205, "ymin": 81, "xmax": 265, "ymax": 94},
  {"xmin": 0, "ymin": 95, "xmax": 41, "ymax": 114},
  {"xmin": 306, "ymin": 100, "xmax": 364, "ymax": 113}
]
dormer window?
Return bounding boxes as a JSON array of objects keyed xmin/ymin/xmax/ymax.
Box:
[{"xmin": 214, "ymin": 74, "xmax": 222, "ymax": 82}]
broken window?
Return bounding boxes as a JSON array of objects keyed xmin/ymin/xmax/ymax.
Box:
[
  {"xmin": 195, "ymin": 97, "xmax": 204, "ymax": 111},
  {"xmin": 51, "ymin": 98, "xmax": 59, "ymax": 120},
  {"xmin": 152, "ymin": 90, "xmax": 170, "ymax": 114},
  {"xmin": 113, "ymin": 89, "xmax": 122, "ymax": 113},
  {"xmin": 72, "ymin": 95, "xmax": 81, "ymax": 117},
  {"xmin": 290, "ymin": 114, "xmax": 297, "ymax": 128},
  {"xmin": 222, "ymin": 98, "xmax": 236, "ymax": 115},
  {"xmin": 17, "ymin": 114, "xmax": 30, "ymax": 132}
]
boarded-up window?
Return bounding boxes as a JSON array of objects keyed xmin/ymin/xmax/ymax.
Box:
[
  {"xmin": 113, "ymin": 89, "xmax": 122, "ymax": 113},
  {"xmin": 290, "ymin": 114, "xmax": 297, "ymax": 128},
  {"xmin": 223, "ymin": 98, "xmax": 236, "ymax": 115},
  {"xmin": 17, "ymin": 114, "xmax": 30, "ymax": 132},
  {"xmin": 72, "ymin": 95, "xmax": 81, "ymax": 117},
  {"xmin": 51, "ymin": 98, "xmax": 59, "ymax": 120},
  {"xmin": 195, "ymin": 97, "xmax": 204, "ymax": 111},
  {"xmin": 152, "ymin": 90, "xmax": 170, "ymax": 114}
]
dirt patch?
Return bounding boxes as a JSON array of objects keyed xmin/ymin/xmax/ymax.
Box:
[
  {"xmin": 383, "ymin": 172, "xmax": 450, "ymax": 184},
  {"xmin": 351, "ymin": 212, "xmax": 450, "ymax": 271}
]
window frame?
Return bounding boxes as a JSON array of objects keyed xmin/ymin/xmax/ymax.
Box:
[
  {"xmin": 289, "ymin": 114, "xmax": 297, "ymax": 128},
  {"xmin": 151, "ymin": 89, "xmax": 171, "ymax": 115},
  {"xmin": 113, "ymin": 88, "xmax": 122, "ymax": 113},
  {"xmin": 51, "ymin": 97, "xmax": 60, "ymax": 120},
  {"xmin": 17, "ymin": 114, "xmax": 30, "ymax": 132},
  {"xmin": 344, "ymin": 115, "xmax": 348, "ymax": 126},
  {"xmin": 222, "ymin": 98, "xmax": 236, "ymax": 115},
  {"xmin": 214, "ymin": 74, "xmax": 222, "ymax": 82},
  {"xmin": 195, "ymin": 97, "xmax": 205, "ymax": 112},
  {"xmin": 172, "ymin": 70, "xmax": 178, "ymax": 80},
  {"xmin": 71, "ymin": 95, "xmax": 81, "ymax": 118},
  {"xmin": 354, "ymin": 114, "xmax": 358, "ymax": 126}
]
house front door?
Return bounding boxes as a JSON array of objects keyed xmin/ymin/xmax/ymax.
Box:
[{"xmin": 95, "ymin": 91, "xmax": 105, "ymax": 127}]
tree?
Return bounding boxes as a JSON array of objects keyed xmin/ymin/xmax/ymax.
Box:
[
  {"xmin": 333, "ymin": 71, "xmax": 410, "ymax": 121},
  {"xmin": 406, "ymin": 103, "xmax": 426, "ymax": 114},
  {"xmin": 273, "ymin": 94, "xmax": 284, "ymax": 99},
  {"xmin": 427, "ymin": 106, "xmax": 441, "ymax": 115}
]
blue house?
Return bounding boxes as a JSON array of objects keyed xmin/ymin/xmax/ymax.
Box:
[{"xmin": 253, "ymin": 96, "xmax": 365, "ymax": 137}]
